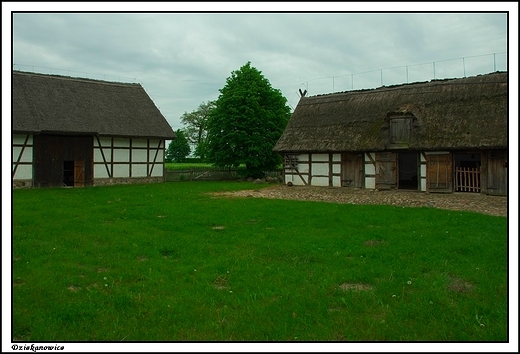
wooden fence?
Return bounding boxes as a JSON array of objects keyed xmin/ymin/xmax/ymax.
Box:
[
  {"xmin": 165, "ymin": 167, "xmax": 282, "ymax": 182},
  {"xmin": 455, "ymin": 167, "xmax": 481, "ymax": 192}
]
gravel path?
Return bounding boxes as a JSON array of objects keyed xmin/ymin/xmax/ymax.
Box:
[{"xmin": 215, "ymin": 185, "xmax": 507, "ymax": 217}]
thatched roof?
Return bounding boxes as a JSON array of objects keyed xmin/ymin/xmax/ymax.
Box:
[
  {"xmin": 13, "ymin": 71, "xmax": 175, "ymax": 139},
  {"xmin": 274, "ymin": 72, "xmax": 507, "ymax": 152}
]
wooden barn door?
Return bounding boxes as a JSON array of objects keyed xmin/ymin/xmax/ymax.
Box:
[
  {"xmin": 341, "ymin": 153, "xmax": 363, "ymax": 188},
  {"xmin": 487, "ymin": 150, "xmax": 507, "ymax": 196},
  {"xmin": 74, "ymin": 160, "xmax": 86, "ymax": 187},
  {"xmin": 426, "ymin": 153, "xmax": 452, "ymax": 193},
  {"xmin": 375, "ymin": 152, "xmax": 397, "ymax": 189}
]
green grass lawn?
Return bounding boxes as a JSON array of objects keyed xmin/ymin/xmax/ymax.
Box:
[
  {"xmin": 165, "ymin": 162, "xmax": 214, "ymax": 170},
  {"xmin": 12, "ymin": 182, "xmax": 508, "ymax": 342}
]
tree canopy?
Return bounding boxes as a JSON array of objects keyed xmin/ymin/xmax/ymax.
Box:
[
  {"xmin": 206, "ymin": 62, "xmax": 291, "ymax": 177},
  {"xmin": 165, "ymin": 129, "xmax": 191, "ymax": 162},
  {"xmin": 179, "ymin": 101, "xmax": 215, "ymax": 160}
]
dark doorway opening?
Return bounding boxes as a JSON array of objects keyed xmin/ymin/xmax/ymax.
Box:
[
  {"xmin": 63, "ymin": 161, "xmax": 74, "ymax": 187},
  {"xmin": 398, "ymin": 152, "xmax": 418, "ymax": 190}
]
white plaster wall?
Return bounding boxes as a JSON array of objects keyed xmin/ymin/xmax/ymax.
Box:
[
  {"xmin": 285, "ymin": 174, "xmax": 307, "ymax": 185},
  {"xmin": 113, "ymin": 149, "xmax": 130, "ymax": 162},
  {"xmin": 421, "ymin": 178, "xmax": 427, "ymax": 192},
  {"xmin": 14, "ymin": 165, "xmax": 33, "ymax": 180},
  {"xmin": 94, "ymin": 148, "xmax": 112, "ymax": 162},
  {"xmin": 312, "ymin": 153, "xmax": 329, "ymax": 162},
  {"xmin": 332, "ymin": 153, "xmax": 341, "ymax": 162},
  {"xmin": 364, "ymin": 153, "xmax": 376, "ymax": 175},
  {"xmin": 132, "ymin": 139, "xmax": 148, "ymax": 148},
  {"xmin": 13, "ymin": 134, "xmax": 32, "ymax": 145},
  {"xmin": 94, "ymin": 165, "xmax": 110, "ymax": 178},
  {"xmin": 332, "ymin": 176, "xmax": 341, "ymax": 187},
  {"xmin": 333, "ymin": 164, "xmax": 341, "ymax": 174},
  {"xmin": 12, "ymin": 134, "xmax": 33, "ymax": 180},
  {"xmin": 113, "ymin": 164, "xmax": 129, "ymax": 178},
  {"xmin": 365, "ymin": 177, "xmax": 376, "ymax": 189},
  {"xmin": 312, "ymin": 176, "xmax": 329, "ymax": 186},
  {"xmin": 149, "ymin": 149, "xmax": 164, "ymax": 162},
  {"xmin": 420, "ymin": 164, "xmax": 427, "ymax": 191},
  {"xmin": 12, "ymin": 146, "xmax": 32, "ymax": 163},
  {"xmin": 96, "ymin": 136, "xmax": 112, "ymax": 146},
  {"xmin": 311, "ymin": 162, "xmax": 328, "ymax": 176},
  {"xmin": 131, "ymin": 164, "xmax": 148, "ymax": 177},
  {"xmin": 132, "ymin": 149, "xmax": 148, "ymax": 163},
  {"xmin": 113, "ymin": 138, "xmax": 130, "ymax": 147},
  {"xmin": 150, "ymin": 164, "xmax": 163, "ymax": 177}
]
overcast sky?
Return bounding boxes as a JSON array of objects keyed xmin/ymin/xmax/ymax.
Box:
[{"xmin": 5, "ymin": 3, "xmax": 515, "ymax": 133}]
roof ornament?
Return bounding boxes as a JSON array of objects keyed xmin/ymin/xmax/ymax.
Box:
[{"xmin": 298, "ymin": 89, "xmax": 307, "ymax": 98}]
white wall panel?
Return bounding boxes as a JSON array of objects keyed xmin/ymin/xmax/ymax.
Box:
[
  {"xmin": 96, "ymin": 137, "xmax": 112, "ymax": 147},
  {"xmin": 150, "ymin": 164, "xmax": 163, "ymax": 177},
  {"xmin": 131, "ymin": 164, "xmax": 147, "ymax": 177},
  {"xmin": 132, "ymin": 139, "xmax": 148, "ymax": 148},
  {"xmin": 13, "ymin": 165, "xmax": 32, "ymax": 179},
  {"xmin": 113, "ymin": 149, "xmax": 130, "ymax": 162},
  {"xmin": 286, "ymin": 174, "xmax": 307, "ymax": 185},
  {"xmin": 365, "ymin": 177, "xmax": 376, "ymax": 189},
  {"xmin": 94, "ymin": 148, "xmax": 112, "ymax": 162},
  {"xmin": 312, "ymin": 176, "xmax": 329, "ymax": 186},
  {"xmin": 312, "ymin": 153, "xmax": 329, "ymax": 162},
  {"xmin": 113, "ymin": 164, "xmax": 129, "ymax": 178},
  {"xmin": 132, "ymin": 149, "xmax": 148, "ymax": 163},
  {"xmin": 13, "ymin": 134, "xmax": 32, "ymax": 145},
  {"xmin": 113, "ymin": 138, "xmax": 130, "ymax": 147},
  {"xmin": 94, "ymin": 165, "xmax": 110, "ymax": 178},
  {"xmin": 13, "ymin": 146, "xmax": 33, "ymax": 162},
  {"xmin": 312, "ymin": 163, "xmax": 328, "ymax": 176}
]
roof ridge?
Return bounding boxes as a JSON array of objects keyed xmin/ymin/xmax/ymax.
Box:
[{"xmin": 12, "ymin": 70, "xmax": 140, "ymax": 87}]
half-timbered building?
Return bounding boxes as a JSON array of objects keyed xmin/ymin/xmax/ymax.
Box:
[
  {"xmin": 12, "ymin": 71, "xmax": 175, "ymax": 188},
  {"xmin": 273, "ymin": 72, "xmax": 507, "ymax": 196}
]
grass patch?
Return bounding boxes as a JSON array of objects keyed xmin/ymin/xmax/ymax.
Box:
[
  {"xmin": 165, "ymin": 162, "xmax": 215, "ymax": 170},
  {"xmin": 12, "ymin": 182, "xmax": 508, "ymax": 341}
]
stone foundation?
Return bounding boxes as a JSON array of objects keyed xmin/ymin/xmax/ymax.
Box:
[
  {"xmin": 13, "ymin": 180, "xmax": 33, "ymax": 189},
  {"xmin": 93, "ymin": 176, "xmax": 164, "ymax": 186}
]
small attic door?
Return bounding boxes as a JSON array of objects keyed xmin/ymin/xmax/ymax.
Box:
[{"xmin": 389, "ymin": 117, "xmax": 412, "ymax": 148}]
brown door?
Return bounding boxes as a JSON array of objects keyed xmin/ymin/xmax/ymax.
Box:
[
  {"xmin": 487, "ymin": 151, "xmax": 507, "ymax": 196},
  {"xmin": 74, "ymin": 160, "xmax": 85, "ymax": 187},
  {"xmin": 426, "ymin": 153, "xmax": 452, "ymax": 193},
  {"xmin": 342, "ymin": 153, "xmax": 363, "ymax": 188},
  {"xmin": 375, "ymin": 152, "xmax": 397, "ymax": 189}
]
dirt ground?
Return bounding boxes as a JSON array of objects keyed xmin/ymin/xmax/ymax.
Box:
[{"xmin": 214, "ymin": 184, "xmax": 508, "ymax": 217}]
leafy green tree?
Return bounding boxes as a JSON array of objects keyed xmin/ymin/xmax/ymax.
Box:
[
  {"xmin": 166, "ymin": 129, "xmax": 191, "ymax": 162},
  {"xmin": 206, "ymin": 62, "xmax": 291, "ymax": 178},
  {"xmin": 180, "ymin": 101, "xmax": 215, "ymax": 161}
]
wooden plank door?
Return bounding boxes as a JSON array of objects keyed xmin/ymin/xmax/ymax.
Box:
[
  {"xmin": 487, "ymin": 151, "xmax": 507, "ymax": 196},
  {"xmin": 375, "ymin": 152, "xmax": 397, "ymax": 189},
  {"xmin": 426, "ymin": 153, "xmax": 452, "ymax": 193},
  {"xmin": 342, "ymin": 153, "xmax": 363, "ymax": 188},
  {"xmin": 74, "ymin": 160, "xmax": 85, "ymax": 187}
]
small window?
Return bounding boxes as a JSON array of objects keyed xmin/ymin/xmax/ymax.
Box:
[{"xmin": 284, "ymin": 155, "xmax": 298, "ymax": 169}]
